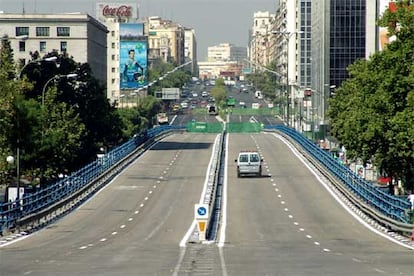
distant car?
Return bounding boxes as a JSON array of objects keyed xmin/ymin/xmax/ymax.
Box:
[
  {"xmin": 208, "ymin": 105, "xmax": 218, "ymax": 115},
  {"xmin": 156, "ymin": 113, "xmax": 169, "ymax": 125},
  {"xmin": 201, "ymin": 91, "xmax": 208, "ymax": 97},
  {"xmin": 226, "ymin": 97, "xmax": 236, "ymax": 107},
  {"xmin": 172, "ymin": 104, "xmax": 181, "ymax": 114},
  {"xmin": 252, "ymin": 103, "xmax": 260, "ymax": 109},
  {"xmin": 192, "ymin": 92, "xmax": 198, "ymax": 98}
]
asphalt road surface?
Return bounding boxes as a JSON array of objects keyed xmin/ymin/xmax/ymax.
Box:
[{"xmin": 0, "ymin": 132, "xmax": 412, "ymax": 275}]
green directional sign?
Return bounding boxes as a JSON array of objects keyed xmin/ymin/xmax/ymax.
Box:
[{"xmin": 242, "ymin": 68, "xmax": 252, "ymax": 74}]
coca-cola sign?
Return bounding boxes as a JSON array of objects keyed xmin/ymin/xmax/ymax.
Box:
[{"xmin": 102, "ymin": 5, "xmax": 132, "ymax": 17}]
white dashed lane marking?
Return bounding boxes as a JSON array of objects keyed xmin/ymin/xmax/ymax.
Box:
[{"xmin": 269, "ymin": 174, "xmax": 331, "ymax": 253}]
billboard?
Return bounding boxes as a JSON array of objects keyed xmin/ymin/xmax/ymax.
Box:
[
  {"xmin": 161, "ymin": 88, "xmax": 181, "ymax": 100},
  {"xmin": 96, "ymin": 3, "xmax": 137, "ymax": 22},
  {"xmin": 119, "ymin": 23, "xmax": 148, "ymax": 89}
]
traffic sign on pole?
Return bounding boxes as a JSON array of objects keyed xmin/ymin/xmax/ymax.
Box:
[{"xmin": 195, "ymin": 204, "xmax": 209, "ymax": 241}]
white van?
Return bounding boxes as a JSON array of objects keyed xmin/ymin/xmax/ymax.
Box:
[{"xmin": 235, "ymin": 151, "xmax": 263, "ymax": 177}]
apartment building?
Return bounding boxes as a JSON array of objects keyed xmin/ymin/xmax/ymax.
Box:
[
  {"xmin": 0, "ymin": 13, "xmax": 108, "ymax": 83},
  {"xmin": 147, "ymin": 16, "xmax": 185, "ymax": 65},
  {"xmin": 198, "ymin": 60, "xmax": 241, "ymax": 80},
  {"xmin": 198, "ymin": 43, "xmax": 246, "ymax": 79},
  {"xmin": 207, "ymin": 43, "xmax": 247, "ymax": 63},
  {"xmin": 249, "ymin": 11, "xmax": 275, "ymax": 69},
  {"xmin": 184, "ymin": 28, "xmax": 198, "ymax": 75}
]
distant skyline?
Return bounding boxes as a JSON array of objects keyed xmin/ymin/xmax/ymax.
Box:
[{"xmin": 0, "ymin": 0, "xmax": 278, "ymax": 61}]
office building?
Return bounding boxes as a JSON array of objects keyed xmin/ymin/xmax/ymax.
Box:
[{"xmin": 0, "ymin": 13, "xmax": 108, "ymax": 83}]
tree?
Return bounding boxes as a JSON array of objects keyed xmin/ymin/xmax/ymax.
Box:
[
  {"xmin": 209, "ymin": 79, "xmax": 227, "ymax": 108},
  {"xmin": 245, "ymin": 60, "xmax": 281, "ymax": 102},
  {"xmin": 0, "ymin": 36, "xmax": 34, "ymax": 182},
  {"xmin": 33, "ymin": 86, "xmax": 86, "ymax": 182},
  {"xmin": 0, "ymin": 36, "xmax": 16, "ymax": 174},
  {"xmin": 328, "ymin": 0, "xmax": 414, "ymax": 192},
  {"xmin": 147, "ymin": 58, "xmax": 191, "ymax": 95},
  {"xmin": 136, "ymin": 95, "xmax": 162, "ymax": 128}
]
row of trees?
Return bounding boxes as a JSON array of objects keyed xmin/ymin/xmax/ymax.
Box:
[
  {"xmin": 0, "ymin": 38, "xmax": 190, "ymax": 187},
  {"xmin": 328, "ymin": 1, "xmax": 414, "ymax": 192}
]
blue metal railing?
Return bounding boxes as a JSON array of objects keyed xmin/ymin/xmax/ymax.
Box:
[{"xmin": 264, "ymin": 125, "xmax": 411, "ymax": 223}]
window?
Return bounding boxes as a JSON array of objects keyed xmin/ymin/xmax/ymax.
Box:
[
  {"xmin": 250, "ymin": 154, "xmax": 259, "ymax": 162},
  {"xmin": 40, "ymin": 41, "xmax": 47, "ymax": 52},
  {"xmin": 239, "ymin": 154, "xmax": 249, "ymax": 162},
  {"xmin": 15, "ymin": 27, "xmax": 29, "ymax": 36},
  {"xmin": 111, "ymin": 42, "xmax": 115, "ymax": 49},
  {"xmin": 18, "ymin": 59, "xmax": 26, "ymax": 67},
  {"xmin": 60, "ymin": 41, "xmax": 67, "ymax": 52},
  {"xmin": 57, "ymin": 27, "xmax": 70, "ymax": 37},
  {"xmin": 112, "ymin": 54, "xmax": 115, "ymax": 60},
  {"xmin": 19, "ymin": 41, "xmax": 26, "ymax": 52},
  {"xmin": 36, "ymin": 27, "xmax": 50, "ymax": 37},
  {"xmin": 111, "ymin": 67, "xmax": 115, "ymax": 73},
  {"xmin": 111, "ymin": 31, "xmax": 115, "ymax": 37}
]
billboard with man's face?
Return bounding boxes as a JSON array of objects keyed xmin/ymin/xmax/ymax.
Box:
[{"xmin": 119, "ymin": 23, "xmax": 148, "ymax": 89}]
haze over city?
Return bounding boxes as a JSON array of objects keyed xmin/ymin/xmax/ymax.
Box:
[{"xmin": 0, "ymin": 0, "xmax": 278, "ymax": 60}]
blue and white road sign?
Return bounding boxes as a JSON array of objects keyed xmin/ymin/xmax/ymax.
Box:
[
  {"xmin": 194, "ymin": 203, "xmax": 209, "ymax": 219},
  {"xmin": 197, "ymin": 206, "xmax": 207, "ymax": 216}
]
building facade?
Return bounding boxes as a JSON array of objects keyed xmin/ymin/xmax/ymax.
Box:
[
  {"xmin": 207, "ymin": 43, "xmax": 247, "ymax": 62},
  {"xmin": 0, "ymin": 13, "xmax": 108, "ymax": 83},
  {"xmin": 147, "ymin": 16, "xmax": 185, "ymax": 65},
  {"xmin": 249, "ymin": 11, "xmax": 275, "ymax": 69},
  {"xmin": 311, "ymin": 0, "xmax": 369, "ymax": 131},
  {"xmin": 95, "ymin": 2, "xmax": 142, "ymax": 105},
  {"xmin": 198, "ymin": 43, "xmax": 246, "ymax": 79},
  {"xmin": 184, "ymin": 28, "xmax": 198, "ymax": 75},
  {"xmin": 198, "ymin": 60, "xmax": 241, "ymax": 80}
]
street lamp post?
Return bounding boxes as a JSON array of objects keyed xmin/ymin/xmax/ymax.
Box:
[
  {"xmin": 41, "ymin": 73, "xmax": 78, "ymax": 142},
  {"xmin": 6, "ymin": 150, "xmax": 20, "ymax": 205},
  {"xmin": 42, "ymin": 73, "xmax": 78, "ymax": 107},
  {"xmin": 272, "ymin": 30, "xmax": 304, "ymax": 127},
  {"xmin": 19, "ymin": 56, "xmax": 58, "ymax": 80},
  {"xmin": 39, "ymin": 73, "xmax": 78, "ymax": 184}
]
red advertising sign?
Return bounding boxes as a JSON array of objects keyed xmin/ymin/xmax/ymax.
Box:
[{"xmin": 102, "ymin": 5, "xmax": 132, "ymax": 17}]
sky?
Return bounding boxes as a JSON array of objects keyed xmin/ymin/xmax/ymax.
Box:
[{"xmin": 0, "ymin": 0, "xmax": 278, "ymax": 60}]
